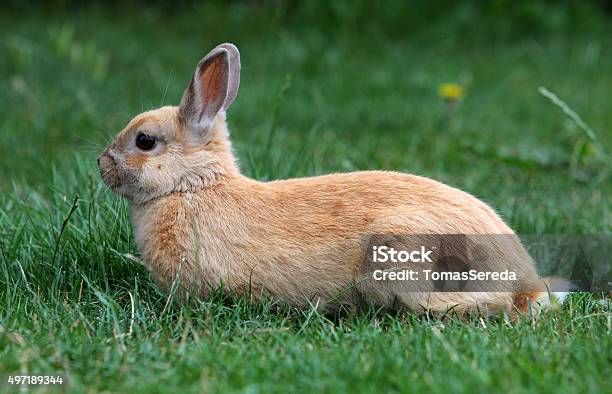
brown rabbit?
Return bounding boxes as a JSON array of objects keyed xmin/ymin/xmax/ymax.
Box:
[{"xmin": 99, "ymin": 43, "xmax": 567, "ymax": 316}]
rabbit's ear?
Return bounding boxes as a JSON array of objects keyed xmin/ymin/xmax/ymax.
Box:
[
  {"xmin": 179, "ymin": 43, "xmax": 240, "ymax": 136},
  {"xmin": 216, "ymin": 43, "xmax": 240, "ymax": 110}
]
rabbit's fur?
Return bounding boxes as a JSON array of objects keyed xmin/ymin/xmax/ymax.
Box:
[{"xmin": 99, "ymin": 43, "xmax": 562, "ymax": 316}]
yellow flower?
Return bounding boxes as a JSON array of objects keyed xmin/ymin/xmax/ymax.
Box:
[{"xmin": 438, "ymin": 83, "xmax": 464, "ymax": 100}]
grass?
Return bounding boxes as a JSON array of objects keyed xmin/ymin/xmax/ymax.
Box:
[{"xmin": 0, "ymin": 2, "xmax": 611, "ymax": 393}]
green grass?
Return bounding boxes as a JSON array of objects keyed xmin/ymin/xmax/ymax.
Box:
[{"xmin": 0, "ymin": 2, "xmax": 611, "ymax": 393}]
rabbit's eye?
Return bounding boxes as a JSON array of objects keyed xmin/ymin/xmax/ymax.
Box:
[{"xmin": 136, "ymin": 132, "xmax": 156, "ymax": 151}]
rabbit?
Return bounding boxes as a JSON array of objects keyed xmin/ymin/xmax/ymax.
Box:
[{"xmin": 98, "ymin": 43, "xmax": 569, "ymax": 317}]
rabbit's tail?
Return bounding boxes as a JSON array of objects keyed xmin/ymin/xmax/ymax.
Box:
[{"xmin": 513, "ymin": 277, "xmax": 573, "ymax": 314}]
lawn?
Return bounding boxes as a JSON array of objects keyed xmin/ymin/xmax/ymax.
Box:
[{"xmin": 0, "ymin": 2, "xmax": 610, "ymax": 393}]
